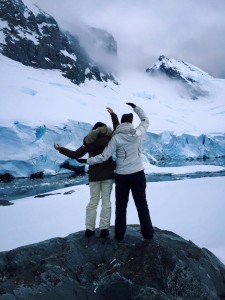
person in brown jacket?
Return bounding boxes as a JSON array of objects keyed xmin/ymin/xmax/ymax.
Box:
[{"xmin": 54, "ymin": 108, "xmax": 119, "ymax": 238}]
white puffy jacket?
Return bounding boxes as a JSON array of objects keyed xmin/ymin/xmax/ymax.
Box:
[{"xmin": 87, "ymin": 106, "xmax": 149, "ymax": 175}]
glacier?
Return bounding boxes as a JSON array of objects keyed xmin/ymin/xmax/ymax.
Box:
[
  {"xmin": 0, "ymin": 120, "xmax": 91, "ymax": 177},
  {"xmin": 1, "ymin": 120, "xmax": 225, "ymax": 178}
]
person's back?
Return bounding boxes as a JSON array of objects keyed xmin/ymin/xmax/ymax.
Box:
[
  {"xmin": 88, "ymin": 105, "xmax": 149, "ymax": 174},
  {"xmin": 87, "ymin": 103, "xmax": 154, "ymax": 241},
  {"xmin": 85, "ymin": 126, "xmax": 115, "ymax": 182},
  {"xmin": 111, "ymin": 122, "xmax": 145, "ymax": 174}
]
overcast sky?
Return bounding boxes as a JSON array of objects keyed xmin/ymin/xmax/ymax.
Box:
[{"xmin": 32, "ymin": 0, "xmax": 225, "ymax": 78}]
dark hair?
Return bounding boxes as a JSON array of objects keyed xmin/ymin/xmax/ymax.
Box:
[
  {"xmin": 121, "ymin": 113, "xmax": 133, "ymax": 123},
  {"xmin": 92, "ymin": 122, "xmax": 106, "ymax": 130}
]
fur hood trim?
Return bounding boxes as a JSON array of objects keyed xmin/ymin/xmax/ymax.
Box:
[{"xmin": 85, "ymin": 126, "xmax": 112, "ymax": 144}]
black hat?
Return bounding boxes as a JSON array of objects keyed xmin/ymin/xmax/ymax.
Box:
[
  {"xmin": 121, "ymin": 113, "xmax": 133, "ymax": 123},
  {"xmin": 92, "ymin": 122, "xmax": 106, "ymax": 130}
]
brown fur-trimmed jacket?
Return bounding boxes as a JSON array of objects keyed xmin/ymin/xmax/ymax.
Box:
[{"xmin": 59, "ymin": 113, "xmax": 119, "ymax": 182}]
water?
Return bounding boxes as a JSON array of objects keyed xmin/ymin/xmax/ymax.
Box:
[
  {"xmin": 1, "ymin": 158, "xmax": 225, "ymax": 201},
  {"xmin": 150, "ymin": 157, "xmax": 225, "ymax": 168},
  {"xmin": 0, "ymin": 173, "xmax": 88, "ymax": 201}
]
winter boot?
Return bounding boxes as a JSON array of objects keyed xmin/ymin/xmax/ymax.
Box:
[
  {"xmin": 100, "ymin": 229, "xmax": 109, "ymax": 238},
  {"xmin": 85, "ymin": 229, "xmax": 95, "ymax": 237}
]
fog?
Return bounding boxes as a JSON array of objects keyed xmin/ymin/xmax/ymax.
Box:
[{"xmin": 27, "ymin": 0, "xmax": 225, "ymax": 78}]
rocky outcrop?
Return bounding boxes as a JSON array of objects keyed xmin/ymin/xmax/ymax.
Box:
[
  {"xmin": 30, "ymin": 171, "xmax": 44, "ymax": 179},
  {"xmin": 0, "ymin": 226, "xmax": 225, "ymax": 299},
  {"xmin": 0, "ymin": 0, "xmax": 116, "ymax": 85},
  {"xmin": 0, "ymin": 200, "xmax": 13, "ymax": 206},
  {"xmin": 0, "ymin": 173, "xmax": 14, "ymax": 182},
  {"xmin": 146, "ymin": 55, "xmax": 212, "ymax": 99}
]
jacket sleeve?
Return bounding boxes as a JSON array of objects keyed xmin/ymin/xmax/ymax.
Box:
[
  {"xmin": 111, "ymin": 113, "xmax": 120, "ymax": 130},
  {"xmin": 87, "ymin": 136, "xmax": 117, "ymax": 165},
  {"xmin": 134, "ymin": 106, "xmax": 149, "ymax": 136},
  {"xmin": 59, "ymin": 145, "xmax": 88, "ymax": 159}
]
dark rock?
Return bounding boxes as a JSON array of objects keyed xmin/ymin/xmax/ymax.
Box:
[
  {"xmin": 0, "ymin": 173, "xmax": 14, "ymax": 182},
  {"xmin": 0, "ymin": 0, "xmax": 116, "ymax": 85},
  {"xmin": 0, "ymin": 200, "xmax": 14, "ymax": 206},
  {"xmin": 34, "ymin": 192, "xmax": 61, "ymax": 198},
  {"xmin": 0, "ymin": 226, "xmax": 224, "ymax": 299},
  {"xmin": 63, "ymin": 190, "xmax": 75, "ymax": 195},
  {"xmin": 30, "ymin": 171, "xmax": 44, "ymax": 179}
]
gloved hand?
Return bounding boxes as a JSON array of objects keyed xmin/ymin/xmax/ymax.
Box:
[
  {"xmin": 126, "ymin": 102, "xmax": 136, "ymax": 108},
  {"xmin": 76, "ymin": 158, "xmax": 87, "ymax": 164}
]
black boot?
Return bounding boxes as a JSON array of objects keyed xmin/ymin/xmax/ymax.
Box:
[
  {"xmin": 85, "ymin": 229, "xmax": 95, "ymax": 237},
  {"xmin": 100, "ymin": 229, "xmax": 109, "ymax": 238}
]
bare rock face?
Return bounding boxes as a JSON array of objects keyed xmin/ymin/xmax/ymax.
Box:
[
  {"xmin": 0, "ymin": 0, "xmax": 116, "ymax": 85},
  {"xmin": 0, "ymin": 226, "xmax": 225, "ymax": 299}
]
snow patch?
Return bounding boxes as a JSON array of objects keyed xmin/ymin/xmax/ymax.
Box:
[{"xmin": 60, "ymin": 50, "xmax": 77, "ymax": 61}]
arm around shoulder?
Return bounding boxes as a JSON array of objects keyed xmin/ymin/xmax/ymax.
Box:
[{"xmin": 87, "ymin": 136, "xmax": 117, "ymax": 165}]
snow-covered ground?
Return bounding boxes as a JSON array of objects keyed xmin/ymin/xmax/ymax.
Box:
[
  {"xmin": 1, "ymin": 176, "xmax": 225, "ymax": 266},
  {"xmin": 1, "ymin": 53, "xmax": 225, "ymax": 134}
]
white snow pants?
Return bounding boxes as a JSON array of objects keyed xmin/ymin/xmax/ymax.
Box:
[{"xmin": 86, "ymin": 179, "xmax": 113, "ymax": 231}]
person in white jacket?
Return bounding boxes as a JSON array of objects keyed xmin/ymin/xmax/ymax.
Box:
[{"xmin": 87, "ymin": 103, "xmax": 154, "ymax": 241}]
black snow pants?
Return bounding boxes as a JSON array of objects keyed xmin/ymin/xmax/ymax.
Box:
[{"xmin": 115, "ymin": 170, "xmax": 154, "ymax": 240}]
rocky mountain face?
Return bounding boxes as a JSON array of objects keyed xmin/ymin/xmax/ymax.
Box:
[
  {"xmin": 89, "ymin": 26, "xmax": 117, "ymax": 56},
  {"xmin": 0, "ymin": 226, "xmax": 225, "ymax": 299},
  {"xmin": 146, "ymin": 55, "xmax": 212, "ymax": 99},
  {"xmin": 0, "ymin": 0, "xmax": 116, "ymax": 84}
]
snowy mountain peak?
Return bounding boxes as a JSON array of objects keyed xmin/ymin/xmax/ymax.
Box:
[
  {"xmin": 148, "ymin": 55, "xmax": 212, "ymax": 79},
  {"xmin": 146, "ymin": 55, "xmax": 213, "ymax": 99},
  {"xmin": 0, "ymin": 0, "xmax": 116, "ymax": 85}
]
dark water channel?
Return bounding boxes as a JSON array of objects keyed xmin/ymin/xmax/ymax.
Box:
[{"xmin": 1, "ymin": 161, "xmax": 225, "ymax": 202}]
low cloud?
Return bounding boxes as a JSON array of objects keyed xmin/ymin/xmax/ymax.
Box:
[{"xmin": 32, "ymin": 0, "xmax": 225, "ymax": 78}]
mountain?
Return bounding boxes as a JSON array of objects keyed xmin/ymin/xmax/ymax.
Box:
[
  {"xmin": 0, "ymin": 0, "xmax": 116, "ymax": 84},
  {"xmin": 89, "ymin": 26, "xmax": 117, "ymax": 56},
  {"xmin": 146, "ymin": 55, "xmax": 213, "ymax": 99}
]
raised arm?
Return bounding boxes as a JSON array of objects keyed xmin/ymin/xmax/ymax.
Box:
[
  {"xmin": 126, "ymin": 103, "xmax": 149, "ymax": 136},
  {"xmin": 107, "ymin": 107, "xmax": 120, "ymax": 130},
  {"xmin": 134, "ymin": 106, "xmax": 149, "ymax": 135}
]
